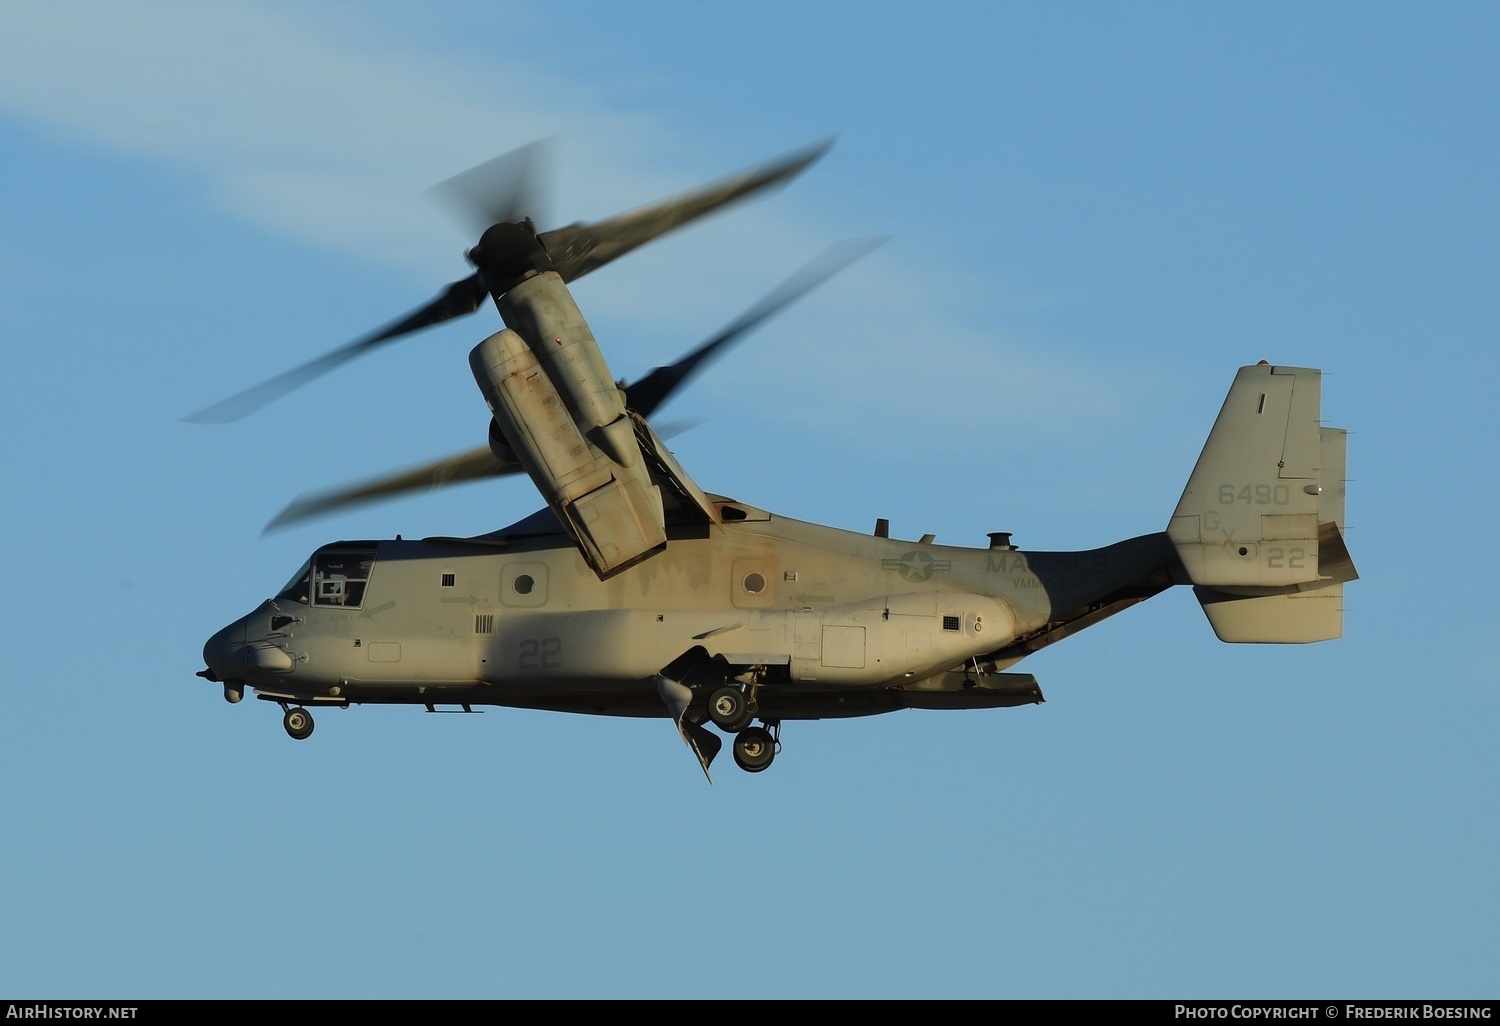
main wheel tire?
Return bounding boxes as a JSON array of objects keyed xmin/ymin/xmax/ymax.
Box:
[
  {"xmin": 283, "ymin": 707, "xmax": 315, "ymax": 741},
  {"xmin": 708, "ymin": 686, "xmax": 752, "ymax": 733},
  {"xmin": 732, "ymin": 726, "xmax": 776, "ymax": 773}
]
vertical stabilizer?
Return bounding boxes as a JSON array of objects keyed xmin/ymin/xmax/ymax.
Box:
[{"xmin": 1169, "ymin": 364, "xmax": 1357, "ymax": 643}]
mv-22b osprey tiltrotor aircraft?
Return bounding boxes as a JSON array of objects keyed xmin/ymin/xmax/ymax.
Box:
[{"xmin": 194, "ymin": 141, "xmax": 1358, "ymax": 778}]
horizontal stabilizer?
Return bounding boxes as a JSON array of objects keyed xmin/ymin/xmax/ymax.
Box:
[{"xmin": 1195, "ymin": 583, "xmax": 1346, "ymax": 643}]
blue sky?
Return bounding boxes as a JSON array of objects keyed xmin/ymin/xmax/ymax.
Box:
[{"xmin": 0, "ymin": 1, "xmax": 1495, "ymax": 999}]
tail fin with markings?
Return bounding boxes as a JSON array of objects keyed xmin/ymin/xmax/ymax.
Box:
[{"xmin": 1167, "ymin": 364, "xmax": 1357, "ymax": 643}]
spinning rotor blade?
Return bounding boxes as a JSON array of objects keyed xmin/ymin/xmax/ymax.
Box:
[
  {"xmin": 264, "ymin": 444, "xmax": 514, "ymax": 534},
  {"xmin": 262, "ymin": 237, "xmax": 877, "ymax": 532},
  {"xmin": 427, "ymin": 138, "xmax": 551, "ymax": 236},
  {"xmin": 183, "ymin": 273, "xmax": 488, "ymax": 424},
  {"xmin": 188, "ymin": 139, "xmax": 830, "ymax": 424},
  {"xmin": 263, "ymin": 419, "xmax": 690, "ymax": 533},
  {"xmin": 539, "ymin": 138, "xmax": 833, "ymax": 284},
  {"xmin": 626, "ymin": 236, "xmax": 885, "ymax": 418}
]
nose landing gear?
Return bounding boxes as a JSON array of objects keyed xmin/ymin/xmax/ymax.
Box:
[{"xmin": 281, "ymin": 705, "xmax": 314, "ymax": 741}]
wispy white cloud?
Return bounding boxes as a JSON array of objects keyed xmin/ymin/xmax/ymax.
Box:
[
  {"xmin": 0, "ymin": 1, "xmax": 677, "ymax": 270},
  {"xmin": 0, "ymin": 0, "xmax": 1120, "ymax": 442}
]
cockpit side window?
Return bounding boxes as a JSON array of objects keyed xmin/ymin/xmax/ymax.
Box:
[{"xmin": 312, "ymin": 550, "xmax": 376, "ymax": 608}]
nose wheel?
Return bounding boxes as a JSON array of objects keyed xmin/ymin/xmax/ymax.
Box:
[{"xmin": 282, "ymin": 706, "xmax": 315, "ymax": 741}]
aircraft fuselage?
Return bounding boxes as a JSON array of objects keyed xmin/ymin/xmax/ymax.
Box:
[{"xmin": 202, "ymin": 497, "xmax": 1176, "ymax": 721}]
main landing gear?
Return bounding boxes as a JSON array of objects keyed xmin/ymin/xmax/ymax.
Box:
[
  {"xmin": 708, "ymin": 685, "xmax": 755, "ymax": 733},
  {"xmin": 707, "ymin": 683, "xmax": 780, "ymax": 773},
  {"xmin": 281, "ymin": 705, "xmax": 314, "ymax": 741},
  {"xmin": 732, "ymin": 725, "xmax": 777, "ymax": 773}
]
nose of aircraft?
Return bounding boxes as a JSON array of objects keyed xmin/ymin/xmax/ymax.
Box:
[
  {"xmin": 201, "ymin": 625, "xmax": 233, "ymax": 678},
  {"xmin": 200, "ymin": 613, "xmax": 252, "ymax": 701}
]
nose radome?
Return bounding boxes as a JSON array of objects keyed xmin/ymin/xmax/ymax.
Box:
[
  {"xmin": 202, "ymin": 613, "xmax": 250, "ymax": 678},
  {"xmin": 202, "ymin": 625, "xmax": 233, "ymax": 678}
]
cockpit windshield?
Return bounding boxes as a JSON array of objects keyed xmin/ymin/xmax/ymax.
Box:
[
  {"xmin": 276, "ymin": 559, "xmax": 313, "ymax": 604},
  {"xmin": 275, "ymin": 548, "xmax": 377, "ymax": 608}
]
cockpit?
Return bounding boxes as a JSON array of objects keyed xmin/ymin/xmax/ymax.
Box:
[{"xmin": 276, "ymin": 545, "xmax": 378, "ymax": 609}]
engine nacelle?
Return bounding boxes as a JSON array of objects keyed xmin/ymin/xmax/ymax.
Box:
[
  {"xmin": 470, "ymin": 328, "xmax": 666, "ymax": 578},
  {"xmin": 498, "ymin": 271, "xmax": 639, "ymax": 468},
  {"xmin": 486, "ymin": 417, "xmax": 517, "ymax": 466}
]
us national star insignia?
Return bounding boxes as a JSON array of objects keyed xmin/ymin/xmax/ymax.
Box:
[{"xmin": 882, "ymin": 550, "xmax": 952, "ymax": 582}]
